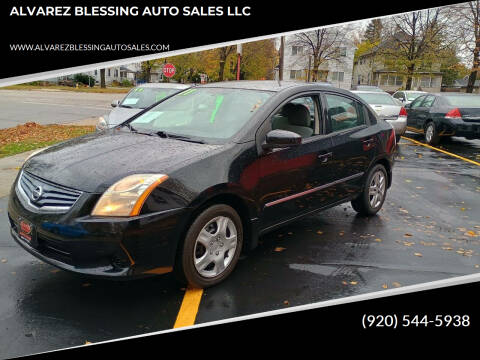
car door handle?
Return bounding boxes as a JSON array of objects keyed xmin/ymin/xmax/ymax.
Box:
[
  {"xmin": 318, "ymin": 152, "xmax": 333, "ymax": 163},
  {"xmin": 362, "ymin": 138, "xmax": 375, "ymax": 150}
]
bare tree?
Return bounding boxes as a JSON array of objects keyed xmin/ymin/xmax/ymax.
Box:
[
  {"xmin": 381, "ymin": 8, "xmax": 447, "ymax": 90},
  {"xmin": 289, "ymin": 26, "xmax": 353, "ymax": 82},
  {"xmin": 448, "ymin": 1, "xmax": 480, "ymax": 92}
]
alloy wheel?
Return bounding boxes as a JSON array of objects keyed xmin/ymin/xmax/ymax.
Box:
[{"xmin": 368, "ymin": 171, "xmax": 386, "ymax": 209}]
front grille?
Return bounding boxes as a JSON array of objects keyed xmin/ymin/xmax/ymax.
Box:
[{"xmin": 17, "ymin": 171, "xmax": 82, "ymax": 213}]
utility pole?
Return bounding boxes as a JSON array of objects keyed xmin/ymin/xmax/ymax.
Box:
[
  {"xmin": 279, "ymin": 36, "xmax": 285, "ymax": 81},
  {"xmin": 307, "ymin": 56, "xmax": 312, "ymax": 82},
  {"xmin": 236, "ymin": 43, "xmax": 242, "ymax": 81}
]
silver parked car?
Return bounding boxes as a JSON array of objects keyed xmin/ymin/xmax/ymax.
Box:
[
  {"xmin": 352, "ymin": 91, "xmax": 407, "ymax": 141},
  {"xmin": 392, "ymin": 90, "xmax": 427, "ymax": 105},
  {"xmin": 97, "ymin": 83, "xmax": 190, "ymax": 130}
]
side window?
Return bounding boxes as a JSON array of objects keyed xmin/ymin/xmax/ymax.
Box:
[
  {"xmin": 421, "ymin": 95, "xmax": 435, "ymax": 108},
  {"xmin": 410, "ymin": 95, "xmax": 425, "ymax": 109},
  {"xmin": 270, "ymin": 95, "xmax": 317, "ymax": 138},
  {"xmin": 324, "ymin": 93, "xmax": 366, "ymax": 133}
]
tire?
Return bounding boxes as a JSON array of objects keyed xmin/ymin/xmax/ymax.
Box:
[
  {"xmin": 424, "ymin": 121, "xmax": 440, "ymax": 145},
  {"xmin": 175, "ymin": 204, "xmax": 243, "ymax": 288},
  {"xmin": 351, "ymin": 164, "xmax": 388, "ymax": 216}
]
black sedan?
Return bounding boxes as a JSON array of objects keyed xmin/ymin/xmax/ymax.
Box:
[
  {"xmin": 8, "ymin": 81, "xmax": 396, "ymax": 287},
  {"xmin": 405, "ymin": 92, "xmax": 480, "ymax": 145}
]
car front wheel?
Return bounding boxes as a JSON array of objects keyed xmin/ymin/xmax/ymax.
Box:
[
  {"xmin": 175, "ymin": 204, "xmax": 243, "ymax": 288},
  {"xmin": 351, "ymin": 164, "xmax": 388, "ymax": 216}
]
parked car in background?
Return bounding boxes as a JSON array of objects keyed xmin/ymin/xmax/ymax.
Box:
[
  {"xmin": 392, "ymin": 90, "xmax": 427, "ymax": 105},
  {"xmin": 96, "ymin": 83, "xmax": 190, "ymax": 130},
  {"xmin": 405, "ymin": 92, "xmax": 480, "ymax": 145},
  {"xmin": 9, "ymin": 81, "xmax": 395, "ymax": 288},
  {"xmin": 351, "ymin": 85, "xmax": 386, "ymax": 92},
  {"xmin": 352, "ymin": 91, "xmax": 407, "ymax": 142}
]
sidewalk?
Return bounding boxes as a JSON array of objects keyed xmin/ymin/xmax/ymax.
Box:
[{"xmin": 0, "ymin": 150, "xmax": 36, "ymax": 198}]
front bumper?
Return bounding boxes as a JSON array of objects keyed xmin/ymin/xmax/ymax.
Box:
[{"xmin": 8, "ymin": 183, "xmax": 188, "ymax": 279}]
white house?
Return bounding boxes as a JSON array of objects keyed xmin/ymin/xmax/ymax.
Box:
[{"xmin": 276, "ymin": 34, "xmax": 356, "ymax": 90}]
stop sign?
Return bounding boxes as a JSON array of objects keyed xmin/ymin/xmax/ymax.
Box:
[{"xmin": 162, "ymin": 63, "xmax": 176, "ymax": 78}]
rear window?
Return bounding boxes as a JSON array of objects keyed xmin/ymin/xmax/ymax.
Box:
[
  {"xmin": 443, "ymin": 95, "xmax": 480, "ymax": 107},
  {"xmin": 406, "ymin": 92, "xmax": 425, "ymax": 101},
  {"xmin": 355, "ymin": 93, "xmax": 397, "ymax": 105}
]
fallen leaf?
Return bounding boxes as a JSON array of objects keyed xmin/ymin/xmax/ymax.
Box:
[
  {"xmin": 405, "ymin": 179, "xmax": 412, "ymax": 183},
  {"xmin": 404, "ymin": 233, "xmax": 413, "ymax": 237},
  {"xmin": 274, "ymin": 247, "xmax": 286, "ymax": 252},
  {"xmin": 1, "ymin": 259, "xmax": 6, "ymax": 263},
  {"xmin": 85, "ymin": 341, "xmax": 92, "ymax": 345},
  {"xmin": 342, "ymin": 281, "xmax": 348, "ymax": 285},
  {"xmin": 392, "ymin": 282, "xmax": 401, "ymax": 288},
  {"xmin": 316, "ymin": 230, "xmax": 323, "ymax": 235},
  {"xmin": 283, "ymin": 300, "xmax": 289, "ymax": 306},
  {"xmin": 350, "ymin": 281, "xmax": 358, "ymax": 285},
  {"xmin": 414, "ymin": 252, "xmax": 423, "ymax": 257},
  {"xmin": 382, "ymin": 284, "xmax": 388, "ymax": 289},
  {"xmin": 375, "ymin": 238, "xmax": 382, "ymax": 242}
]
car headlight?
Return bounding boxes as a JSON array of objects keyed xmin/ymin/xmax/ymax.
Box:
[
  {"xmin": 96, "ymin": 116, "xmax": 108, "ymax": 131},
  {"xmin": 91, "ymin": 174, "xmax": 169, "ymax": 217}
]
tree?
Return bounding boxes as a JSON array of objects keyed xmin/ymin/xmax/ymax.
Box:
[
  {"xmin": 140, "ymin": 60, "xmax": 159, "ymax": 82},
  {"xmin": 237, "ymin": 39, "xmax": 277, "ymax": 80},
  {"xmin": 381, "ymin": 9, "xmax": 448, "ymax": 90},
  {"xmin": 289, "ymin": 26, "xmax": 353, "ymax": 82},
  {"xmin": 100, "ymin": 69, "xmax": 106, "ymax": 88},
  {"xmin": 217, "ymin": 46, "xmax": 236, "ymax": 81},
  {"xmin": 364, "ymin": 19, "xmax": 383, "ymax": 43},
  {"xmin": 448, "ymin": 1, "xmax": 480, "ymax": 92}
]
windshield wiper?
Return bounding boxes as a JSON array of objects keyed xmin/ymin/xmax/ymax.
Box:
[
  {"xmin": 119, "ymin": 104, "xmax": 133, "ymax": 108},
  {"xmin": 167, "ymin": 133, "xmax": 205, "ymax": 144}
]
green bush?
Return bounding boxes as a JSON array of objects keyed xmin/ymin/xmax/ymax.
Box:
[
  {"xmin": 73, "ymin": 74, "xmax": 95, "ymax": 87},
  {"xmin": 121, "ymin": 79, "xmax": 133, "ymax": 87}
]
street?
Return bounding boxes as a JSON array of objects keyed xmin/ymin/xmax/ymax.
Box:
[
  {"xmin": 0, "ymin": 90, "xmax": 119, "ymax": 128},
  {"xmin": 0, "ymin": 135, "xmax": 479, "ymax": 358}
]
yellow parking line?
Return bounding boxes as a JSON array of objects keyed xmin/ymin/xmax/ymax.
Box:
[
  {"xmin": 173, "ymin": 286, "xmax": 204, "ymax": 328},
  {"xmin": 401, "ymin": 136, "xmax": 480, "ymax": 167}
]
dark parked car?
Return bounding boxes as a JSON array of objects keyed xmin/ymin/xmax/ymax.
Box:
[
  {"xmin": 405, "ymin": 92, "xmax": 480, "ymax": 145},
  {"xmin": 8, "ymin": 81, "xmax": 396, "ymax": 287}
]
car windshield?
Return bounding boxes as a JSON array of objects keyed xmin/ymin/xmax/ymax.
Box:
[
  {"xmin": 128, "ymin": 87, "xmax": 273, "ymax": 141},
  {"xmin": 406, "ymin": 92, "xmax": 424, "ymax": 101},
  {"xmin": 356, "ymin": 93, "xmax": 397, "ymax": 105},
  {"xmin": 444, "ymin": 95, "xmax": 480, "ymax": 107},
  {"xmin": 120, "ymin": 87, "xmax": 182, "ymax": 109}
]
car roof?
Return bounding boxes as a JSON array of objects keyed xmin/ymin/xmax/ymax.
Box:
[
  {"xmin": 434, "ymin": 92, "xmax": 480, "ymax": 96},
  {"xmin": 401, "ymin": 90, "xmax": 427, "ymax": 93},
  {"xmin": 351, "ymin": 90, "xmax": 391, "ymax": 95},
  {"xmin": 197, "ymin": 80, "xmax": 334, "ymax": 92},
  {"xmin": 135, "ymin": 83, "xmax": 189, "ymax": 89}
]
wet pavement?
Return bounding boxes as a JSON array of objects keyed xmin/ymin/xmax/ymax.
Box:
[{"xmin": 0, "ymin": 135, "xmax": 479, "ymax": 358}]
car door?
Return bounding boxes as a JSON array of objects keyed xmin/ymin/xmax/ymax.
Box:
[
  {"xmin": 321, "ymin": 92, "xmax": 376, "ymax": 199},
  {"xmin": 406, "ymin": 95, "xmax": 427, "ymax": 131},
  {"xmin": 415, "ymin": 95, "xmax": 436, "ymax": 130},
  {"xmin": 255, "ymin": 94, "xmax": 336, "ymax": 230}
]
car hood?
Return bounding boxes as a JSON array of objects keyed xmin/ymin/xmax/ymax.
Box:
[
  {"xmin": 106, "ymin": 107, "xmax": 143, "ymax": 127},
  {"xmin": 23, "ymin": 130, "xmax": 221, "ymax": 193}
]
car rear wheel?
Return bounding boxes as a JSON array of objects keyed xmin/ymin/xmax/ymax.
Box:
[
  {"xmin": 351, "ymin": 164, "xmax": 387, "ymax": 216},
  {"xmin": 425, "ymin": 122, "xmax": 440, "ymax": 145},
  {"xmin": 175, "ymin": 204, "xmax": 243, "ymax": 288}
]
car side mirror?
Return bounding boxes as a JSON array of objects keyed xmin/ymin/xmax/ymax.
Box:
[
  {"xmin": 111, "ymin": 100, "xmax": 120, "ymax": 108},
  {"xmin": 262, "ymin": 129, "xmax": 302, "ymax": 150}
]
